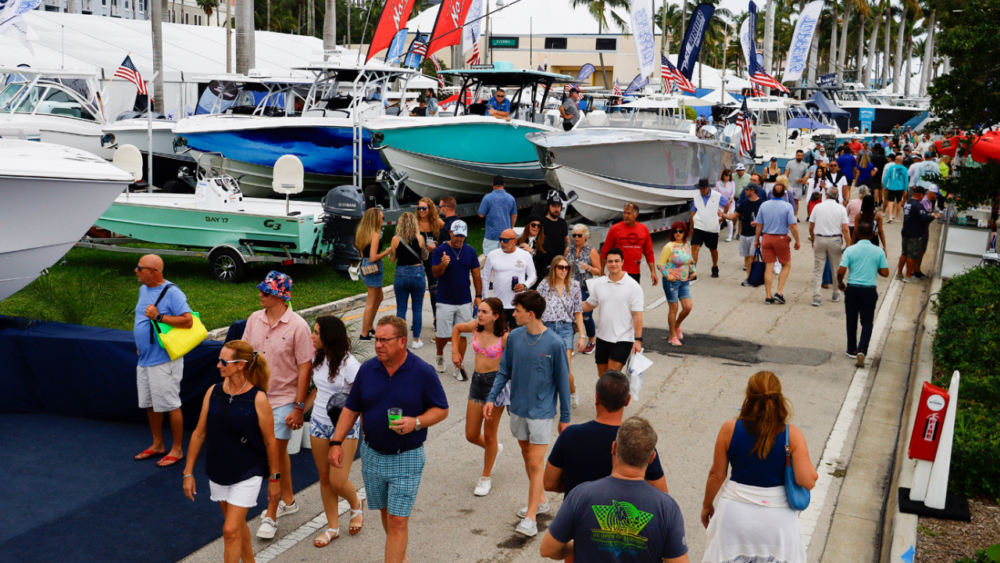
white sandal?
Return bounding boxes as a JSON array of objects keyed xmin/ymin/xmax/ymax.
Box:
[
  {"xmin": 349, "ymin": 499, "xmax": 365, "ymax": 535},
  {"xmin": 314, "ymin": 528, "xmax": 339, "ymax": 547}
]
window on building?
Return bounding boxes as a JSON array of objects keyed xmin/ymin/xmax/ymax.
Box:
[
  {"xmin": 44, "ymin": 5, "xmax": 60, "ymax": 11},
  {"xmin": 596, "ymin": 38, "xmax": 617, "ymax": 51},
  {"xmin": 544, "ymin": 37, "xmax": 567, "ymax": 50}
]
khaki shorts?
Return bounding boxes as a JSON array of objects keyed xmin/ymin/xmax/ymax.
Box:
[{"xmin": 137, "ymin": 357, "xmax": 184, "ymax": 412}]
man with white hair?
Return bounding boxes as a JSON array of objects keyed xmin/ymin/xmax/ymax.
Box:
[{"xmin": 809, "ymin": 186, "xmax": 851, "ymax": 307}]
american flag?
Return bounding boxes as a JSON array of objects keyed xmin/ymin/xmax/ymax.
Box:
[
  {"xmin": 114, "ymin": 55, "xmax": 148, "ymax": 96},
  {"xmin": 466, "ymin": 42, "xmax": 480, "ymax": 66},
  {"xmin": 411, "ymin": 38, "xmax": 428, "ymax": 58},
  {"xmin": 735, "ymin": 97, "xmax": 755, "ymax": 158},
  {"xmin": 661, "ymin": 54, "xmax": 695, "ymax": 94},
  {"xmin": 612, "ymin": 79, "xmax": 622, "ymax": 97},
  {"xmin": 748, "ymin": 54, "xmax": 790, "ymax": 93}
]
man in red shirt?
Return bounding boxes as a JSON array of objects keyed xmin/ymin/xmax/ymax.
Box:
[
  {"xmin": 847, "ymin": 136, "xmax": 863, "ymax": 155},
  {"xmin": 599, "ymin": 202, "xmax": 658, "ymax": 286}
]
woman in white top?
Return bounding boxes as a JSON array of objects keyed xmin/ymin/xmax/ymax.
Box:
[
  {"xmin": 715, "ymin": 169, "xmax": 737, "ymax": 242},
  {"xmin": 304, "ymin": 316, "xmax": 364, "ymax": 547}
]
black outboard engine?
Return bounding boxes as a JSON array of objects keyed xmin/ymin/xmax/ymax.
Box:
[{"xmin": 321, "ymin": 185, "xmax": 366, "ymax": 277}]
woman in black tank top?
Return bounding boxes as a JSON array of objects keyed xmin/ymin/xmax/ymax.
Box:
[{"xmin": 390, "ymin": 212, "xmax": 428, "ymax": 348}]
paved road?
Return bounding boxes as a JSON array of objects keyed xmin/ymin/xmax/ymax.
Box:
[{"xmin": 183, "ymin": 218, "xmax": 905, "ymax": 563}]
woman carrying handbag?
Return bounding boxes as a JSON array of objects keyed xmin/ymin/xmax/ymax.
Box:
[{"xmin": 700, "ymin": 371, "xmax": 818, "ymax": 563}]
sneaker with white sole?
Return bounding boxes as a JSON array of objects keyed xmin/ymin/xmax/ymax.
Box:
[
  {"xmin": 474, "ymin": 477, "xmax": 493, "ymax": 496},
  {"xmin": 411, "ymin": 339, "xmax": 425, "ymax": 350},
  {"xmin": 812, "ymin": 296, "xmax": 821, "ymax": 307},
  {"xmin": 518, "ymin": 501, "xmax": 550, "ymax": 518},
  {"xmin": 257, "ymin": 516, "xmax": 277, "ymax": 539},
  {"xmin": 276, "ymin": 500, "xmax": 299, "ymax": 518},
  {"xmin": 514, "ymin": 517, "xmax": 538, "ymax": 537},
  {"xmin": 831, "ymin": 293, "xmax": 841, "ymax": 302},
  {"xmin": 435, "ymin": 355, "xmax": 445, "ymax": 373}
]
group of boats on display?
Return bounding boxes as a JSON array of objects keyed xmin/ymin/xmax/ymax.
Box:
[{"xmin": 0, "ymin": 56, "xmax": 931, "ymax": 293}]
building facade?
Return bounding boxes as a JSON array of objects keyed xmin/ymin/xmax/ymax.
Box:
[{"xmin": 37, "ymin": 0, "xmax": 220, "ymax": 26}]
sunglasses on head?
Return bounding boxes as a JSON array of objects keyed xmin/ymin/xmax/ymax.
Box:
[{"xmin": 218, "ymin": 358, "xmax": 247, "ymax": 367}]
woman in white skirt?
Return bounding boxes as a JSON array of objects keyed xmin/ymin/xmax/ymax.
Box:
[
  {"xmin": 183, "ymin": 340, "xmax": 281, "ymax": 563},
  {"xmin": 701, "ymin": 371, "xmax": 818, "ymax": 563}
]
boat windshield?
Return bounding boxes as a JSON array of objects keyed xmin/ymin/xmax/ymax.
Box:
[
  {"xmin": 11, "ymin": 85, "xmax": 45, "ymax": 113},
  {"xmin": 576, "ymin": 110, "xmax": 691, "ymax": 133},
  {"xmin": 0, "ymin": 83, "xmax": 25, "ymax": 110}
]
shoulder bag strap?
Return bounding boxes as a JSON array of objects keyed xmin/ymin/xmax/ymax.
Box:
[
  {"xmin": 785, "ymin": 423, "xmax": 791, "ymax": 467},
  {"xmin": 400, "ymin": 238, "xmax": 423, "ymax": 262},
  {"xmin": 149, "ymin": 283, "xmax": 174, "ymax": 344}
]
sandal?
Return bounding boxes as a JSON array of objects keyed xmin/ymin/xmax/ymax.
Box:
[
  {"xmin": 156, "ymin": 455, "xmax": 183, "ymax": 468},
  {"xmin": 349, "ymin": 499, "xmax": 365, "ymax": 535},
  {"xmin": 134, "ymin": 449, "xmax": 162, "ymax": 461},
  {"xmin": 314, "ymin": 528, "xmax": 339, "ymax": 547}
]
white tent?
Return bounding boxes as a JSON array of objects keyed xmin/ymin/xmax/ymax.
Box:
[{"xmin": 700, "ymin": 88, "xmax": 739, "ymax": 105}]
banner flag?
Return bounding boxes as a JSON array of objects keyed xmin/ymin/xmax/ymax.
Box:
[
  {"xmin": 677, "ymin": 3, "xmax": 715, "ymax": 80},
  {"xmin": 576, "ymin": 64, "xmax": 596, "ymax": 84},
  {"xmin": 426, "ymin": 0, "xmax": 473, "ymax": 58},
  {"xmin": 629, "ymin": 0, "xmax": 657, "ymax": 78},
  {"xmin": 624, "ymin": 73, "xmax": 648, "ymax": 95},
  {"xmin": 365, "ymin": 0, "xmax": 417, "ymax": 63},
  {"xmin": 0, "ymin": 0, "xmax": 42, "ymax": 54},
  {"xmin": 739, "ymin": 1, "xmax": 757, "ymax": 72},
  {"xmin": 386, "ymin": 28, "xmax": 410, "ymax": 65},
  {"xmin": 461, "ymin": 0, "xmax": 484, "ymax": 55},
  {"xmin": 783, "ymin": 0, "xmax": 823, "ymax": 82}
]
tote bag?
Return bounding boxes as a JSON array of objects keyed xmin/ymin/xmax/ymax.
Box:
[
  {"xmin": 785, "ymin": 424, "xmax": 811, "ymax": 510},
  {"xmin": 747, "ymin": 248, "xmax": 766, "ymax": 287}
]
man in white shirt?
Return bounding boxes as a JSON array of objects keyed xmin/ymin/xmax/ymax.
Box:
[
  {"xmin": 809, "ymin": 186, "xmax": 851, "ymax": 307},
  {"xmin": 908, "ymin": 154, "xmax": 924, "ymax": 188},
  {"xmin": 828, "ymin": 161, "xmax": 850, "ymax": 205},
  {"xmin": 482, "ymin": 228, "xmax": 537, "ymax": 329},
  {"xmin": 688, "ymin": 178, "xmax": 727, "ymax": 279},
  {"xmin": 582, "ymin": 248, "xmax": 644, "ymax": 377}
]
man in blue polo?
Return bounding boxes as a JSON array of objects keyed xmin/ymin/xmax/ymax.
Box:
[
  {"xmin": 330, "ymin": 315, "xmax": 449, "ymax": 563},
  {"xmin": 837, "ymin": 221, "xmax": 889, "ymax": 368},
  {"xmin": 487, "ymin": 88, "xmax": 511, "ymax": 120}
]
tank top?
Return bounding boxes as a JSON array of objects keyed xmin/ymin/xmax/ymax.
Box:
[
  {"xmin": 568, "ymin": 243, "xmax": 595, "ymax": 286},
  {"xmin": 206, "ymin": 384, "xmax": 268, "ymax": 486},
  {"xmin": 727, "ymin": 419, "xmax": 787, "ymax": 488},
  {"xmin": 472, "ymin": 332, "xmax": 504, "ymax": 359},
  {"xmin": 360, "ymin": 231, "xmax": 385, "ymax": 259},
  {"xmin": 396, "ymin": 236, "xmax": 423, "ymax": 266}
]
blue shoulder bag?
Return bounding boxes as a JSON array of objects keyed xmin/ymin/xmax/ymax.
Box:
[
  {"xmin": 747, "ymin": 248, "xmax": 766, "ymax": 287},
  {"xmin": 785, "ymin": 424, "xmax": 811, "ymax": 510}
]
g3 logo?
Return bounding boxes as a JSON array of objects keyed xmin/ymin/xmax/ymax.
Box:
[{"xmin": 263, "ymin": 219, "xmax": 282, "ymax": 231}]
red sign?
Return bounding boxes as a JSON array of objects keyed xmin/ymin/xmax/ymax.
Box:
[
  {"xmin": 908, "ymin": 382, "xmax": 949, "ymax": 462},
  {"xmin": 365, "ymin": 0, "xmax": 417, "ymax": 63},
  {"xmin": 425, "ymin": 0, "xmax": 472, "ymax": 59}
]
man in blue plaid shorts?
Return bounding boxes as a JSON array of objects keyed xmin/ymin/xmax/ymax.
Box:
[{"xmin": 330, "ymin": 316, "xmax": 449, "ymax": 563}]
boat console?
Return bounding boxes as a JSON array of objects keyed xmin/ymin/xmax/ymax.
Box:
[{"xmin": 194, "ymin": 175, "xmax": 245, "ymax": 212}]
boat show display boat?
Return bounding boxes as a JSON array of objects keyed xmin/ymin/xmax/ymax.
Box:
[
  {"xmin": 0, "ymin": 140, "xmax": 133, "ymax": 302},
  {"xmin": 172, "ymin": 65, "xmax": 416, "ymax": 199},
  {"xmin": 367, "ymin": 67, "xmax": 574, "ymax": 202},
  {"xmin": 527, "ymin": 97, "xmax": 742, "ymax": 223}
]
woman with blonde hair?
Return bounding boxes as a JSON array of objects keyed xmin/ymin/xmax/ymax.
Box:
[
  {"xmin": 354, "ymin": 208, "xmax": 390, "ymax": 340},
  {"xmin": 536, "ymin": 255, "xmax": 587, "ymax": 405},
  {"xmin": 566, "ymin": 224, "xmax": 600, "ymax": 354},
  {"xmin": 701, "ymin": 371, "xmax": 818, "ymax": 563},
  {"xmin": 416, "ymin": 198, "xmax": 445, "ymax": 331},
  {"xmin": 183, "ymin": 340, "xmax": 281, "ymax": 563},
  {"xmin": 389, "ymin": 211, "xmax": 428, "ymax": 348}
]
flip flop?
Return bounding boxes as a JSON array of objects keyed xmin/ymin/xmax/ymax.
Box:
[
  {"xmin": 134, "ymin": 449, "xmax": 162, "ymax": 461},
  {"xmin": 156, "ymin": 455, "xmax": 183, "ymax": 468}
]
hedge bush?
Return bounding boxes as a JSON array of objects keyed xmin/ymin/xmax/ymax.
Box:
[{"xmin": 931, "ymin": 266, "xmax": 1000, "ymax": 501}]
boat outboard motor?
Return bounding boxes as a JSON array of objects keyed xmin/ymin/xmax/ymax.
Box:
[{"xmin": 321, "ymin": 185, "xmax": 365, "ymax": 276}]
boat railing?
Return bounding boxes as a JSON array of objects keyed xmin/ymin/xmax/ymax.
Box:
[{"xmin": 577, "ymin": 111, "xmax": 691, "ymax": 133}]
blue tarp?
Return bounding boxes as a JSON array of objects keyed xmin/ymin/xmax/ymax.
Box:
[{"xmin": 0, "ymin": 316, "xmax": 223, "ymax": 423}]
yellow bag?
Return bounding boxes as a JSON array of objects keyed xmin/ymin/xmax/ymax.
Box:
[{"xmin": 153, "ymin": 312, "xmax": 208, "ymax": 361}]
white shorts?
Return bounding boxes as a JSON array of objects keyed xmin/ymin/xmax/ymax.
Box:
[
  {"xmin": 435, "ymin": 302, "xmax": 474, "ymax": 339},
  {"xmin": 739, "ymin": 235, "xmax": 757, "ymax": 258},
  {"xmin": 509, "ymin": 413, "xmax": 553, "ymax": 445},
  {"xmin": 137, "ymin": 358, "xmax": 184, "ymax": 413},
  {"xmin": 209, "ymin": 476, "xmax": 263, "ymax": 508}
]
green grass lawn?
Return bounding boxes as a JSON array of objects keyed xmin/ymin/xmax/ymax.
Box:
[{"xmin": 0, "ymin": 217, "xmax": 487, "ymax": 332}]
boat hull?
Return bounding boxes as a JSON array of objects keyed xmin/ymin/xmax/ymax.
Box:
[
  {"xmin": 529, "ymin": 129, "xmax": 740, "ymax": 223},
  {"xmin": 843, "ymin": 105, "xmax": 923, "ymax": 135},
  {"xmin": 369, "ymin": 117, "xmax": 552, "ymax": 202},
  {"xmin": 0, "ymin": 113, "xmax": 111, "ymax": 158}
]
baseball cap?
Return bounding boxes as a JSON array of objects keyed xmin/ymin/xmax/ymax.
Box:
[
  {"xmin": 735, "ymin": 163, "xmax": 746, "ymax": 171},
  {"xmin": 770, "ymin": 157, "xmax": 778, "ymax": 162},
  {"xmin": 548, "ymin": 196, "xmax": 563, "ymax": 207},
  {"xmin": 927, "ymin": 185, "xmax": 940, "ymax": 194},
  {"xmin": 450, "ymin": 220, "xmax": 469, "ymax": 237},
  {"xmin": 903, "ymin": 145, "xmax": 912, "ymax": 151},
  {"xmin": 924, "ymin": 151, "xmax": 934, "ymax": 158}
]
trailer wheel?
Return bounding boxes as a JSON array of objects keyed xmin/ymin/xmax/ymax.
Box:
[{"xmin": 209, "ymin": 248, "xmax": 246, "ymax": 283}]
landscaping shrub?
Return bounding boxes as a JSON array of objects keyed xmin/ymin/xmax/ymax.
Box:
[{"xmin": 931, "ymin": 266, "xmax": 1000, "ymax": 501}]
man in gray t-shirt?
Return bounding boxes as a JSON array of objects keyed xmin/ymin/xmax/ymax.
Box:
[
  {"xmin": 784, "ymin": 150, "xmax": 810, "ymax": 215},
  {"xmin": 560, "ymin": 89, "xmax": 581, "ymax": 132}
]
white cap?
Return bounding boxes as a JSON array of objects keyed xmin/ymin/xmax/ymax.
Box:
[
  {"xmin": 735, "ymin": 163, "xmax": 746, "ymax": 171},
  {"xmin": 927, "ymin": 185, "xmax": 940, "ymax": 194},
  {"xmin": 450, "ymin": 219, "xmax": 469, "ymax": 237}
]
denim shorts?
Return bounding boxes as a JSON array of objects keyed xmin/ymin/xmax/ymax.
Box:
[
  {"xmin": 272, "ymin": 403, "xmax": 295, "ymax": 441},
  {"xmin": 468, "ymin": 371, "xmax": 510, "ymax": 406},
  {"xmin": 360, "ymin": 257, "xmax": 383, "ymax": 288},
  {"xmin": 662, "ymin": 279, "xmax": 692, "ymax": 303},
  {"xmin": 308, "ymin": 416, "xmax": 362, "ymax": 440},
  {"xmin": 543, "ymin": 320, "xmax": 574, "ymax": 350}
]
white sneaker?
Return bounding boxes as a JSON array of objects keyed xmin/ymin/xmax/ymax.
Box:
[
  {"xmin": 774, "ymin": 262, "xmax": 783, "ymax": 275},
  {"xmin": 411, "ymin": 339, "xmax": 424, "ymax": 350},
  {"xmin": 726, "ymin": 235, "xmax": 733, "ymax": 242},
  {"xmin": 571, "ymin": 393, "xmax": 579, "ymax": 406},
  {"xmin": 514, "ymin": 517, "xmax": 538, "ymax": 537},
  {"xmin": 257, "ymin": 516, "xmax": 277, "ymax": 539},
  {"xmin": 435, "ymin": 355, "xmax": 445, "ymax": 373},
  {"xmin": 275, "ymin": 500, "xmax": 299, "ymax": 519},
  {"xmin": 474, "ymin": 477, "xmax": 493, "ymax": 496},
  {"xmin": 518, "ymin": 501, "xmax": 550, "ymax": 518},
  {"xmin": 492, "ymin": 443, "xmax": 504, "ymax": 471}
]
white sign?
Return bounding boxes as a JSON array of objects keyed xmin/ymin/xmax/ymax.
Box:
[
  {"xmin": 739, "ymin": 16, "xmax": 753, "ymax": 73},
  {"xmin": 926, "ymin": 395, "xmax": 946, "ymax": 412},
  {"xmin": 630, "ymin": 0, "xmax": 656, "ymax": 78},
  {"xmin": 783, "ymin": 0, "xmax": 823, "ymax": 82},
  {"xmin": 461, "ymin": 0, "xmax": 484, "ymax": 56}
]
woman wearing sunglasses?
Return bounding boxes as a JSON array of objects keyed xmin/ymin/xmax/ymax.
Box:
[
  {"xmin": 566, "ymin": 224, "xmax": 600, "ymax": 354},
  {"xmin": 657, "ymin": 222, "xmax": 696, "ymax": 346},
  {"xmin": 517, "ymin": 215, "xmax": 554, "ymax": 286},
  {"xmin": 716, "ymin": 169, "xmax": 737, "ymax": 242},
  {"xmin": 537, "ymin": 256, "xmax": 588, "ymax": 406},
  {"xmin": 416, "ymin": 198, "xmax": 444, "ymax": 332},
  {"xmin": 182, "ymin": 340, "xmax": 281, "ymax": 563}
]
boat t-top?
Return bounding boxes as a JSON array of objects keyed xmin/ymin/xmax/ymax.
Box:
[
  {"xmin": 366, "ymin": 65, "xmax": 575, "ymax": 202},
  {"xmin": 172, "ymin": 63, "xmax": 418, "ymax": 198}
]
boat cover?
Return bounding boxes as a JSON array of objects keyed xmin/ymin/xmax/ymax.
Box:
[{"xmin": 807, "ymin": 92, "xmax": 850, "ymax": 120}]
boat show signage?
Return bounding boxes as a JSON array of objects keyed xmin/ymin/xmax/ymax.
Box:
[
  {"xmin": 739, "ymin": 1, "xmax": 757, "ymax": 77},
  {"xmin": 490, "ymin": 37, "xmax": 519, "ymax": 49},
  {"xmin": 678, "ymin": 3, "xmax": 715, "ymax": 81},
  {"xmin": 783, "ymin": 0, "xmax": 823, "ymax": 82},
  {"xmin": 365, "ymin": 0, "xmax": 417, "ymax": 62},
  {"xmin": 629, "ymin": 0, "xmax": 657, "ymax": 78},
  {"xmin": 817, "ymin": 73, "xmax": 837, "ymax": 87},
  {"xmin": 426, "ymin": 0, "xmax": 475, "ymax": 58}
]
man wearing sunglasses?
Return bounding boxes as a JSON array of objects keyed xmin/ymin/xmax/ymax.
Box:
[
  {"xmin": 688, "ymin": 178, "xmax": 728, "ymax": 279},
  {"xmin": 133, "ymin": 254, "xmax": 193, "ymax": 467},
  {"xmin": 487, "ymin": 88, "xmax": 511, "ymax": 121},
  {"xmin": 482, "ymin": 228, "xmax": 537, "ymax": 330}
]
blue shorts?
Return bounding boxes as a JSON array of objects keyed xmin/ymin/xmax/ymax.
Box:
[
  {"xmin": 662, "ymin": 279, "xmax": 692, "ymax": 303},
  {"xmin": 361, "ymin": 442, "xmax": 426, "ymax": 517},
  {"xmin": 308, "ymin": 416, "xmax": 362, "ymax": 440},
  {"xmin": 543, "ymin": 320, "xmax": 574, "ymax": 350},
  {"xmin": 272, "ymin": 403, "xmax": 295, "ymax": 441},
  {"xmin": 360, "ymin": 257, "xmax": 383, "ymax": 288}
]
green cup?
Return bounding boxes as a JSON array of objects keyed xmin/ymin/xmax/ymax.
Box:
[{"xmin": 388, "ymin": 408, "xmax": 403, "ymax": 427}]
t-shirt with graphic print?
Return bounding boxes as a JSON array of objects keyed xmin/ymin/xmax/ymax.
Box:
[{"xmin": 548, "ymin": 476, "xmax": 688, "ymax": 562}]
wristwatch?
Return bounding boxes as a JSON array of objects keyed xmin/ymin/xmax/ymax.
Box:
[
  {"xmin": 155, "ymin": 313, "xmax": 163, "ymax": 323},
  {"xmin": 294, "ymin": 401, "xmax": 305, "ymax": 410},
  {"xmin": 329, "ymin": 440, "xmax": 343, "ymax": 447},
  {"xmin": 635, "ymin": 337, "xmax": 643, "ymax": 342},
  {"xmin": 269, "ymin": 472, "xmax": 281, "ymax": 481},
  {"xmin": 414, "ymin": 418, "xmax": 422, "ymax": 432}
]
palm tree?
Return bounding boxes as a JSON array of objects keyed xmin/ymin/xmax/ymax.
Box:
[
  {"xmin": 828, "ymin": 0, "xmax": 838, "ymax": 73},
  {"xmin": 862, "ymin": 0, "xmax": 885, "ymax": 87},
  {"xmin": 918, "ymin": 9, "xmax": 935, "ymax": 96},
  {"xmin": 323, "ymin": 0, "xmax": 335, "ymax": 56},
  {"xmin": 570, "ymin": 0, "xmax": 630, "ymax": 89},
  {"xmin": 236, "ymin": 0, "xmax": 255, "ymax": 73},
  {"xmin": 197, "ymin": 0, "xmax": 217, "ymax": 25},
  {"xmin": 152, "ymin": 0, "xmax": 164, "ymax": 108},
  {"xmin": 836, "ymin": 0, "xmax": 869, "ymax": 83},
  {"xmin": 891, "ymin": 1, "xmax": 917, "ymax": 93}
]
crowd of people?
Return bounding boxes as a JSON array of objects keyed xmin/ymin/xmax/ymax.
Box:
[{"xmin": 131, "ymin": 125, "xmax": 947, "ymax": 561}]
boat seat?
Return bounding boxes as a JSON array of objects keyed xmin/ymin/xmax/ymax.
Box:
[
  {"xmin": 467, "ymin": 103, "xmax": 487, "ymax": 116},
  {"xmin": 385, "ymin": 107, "xmax": 401, "ymax": 116}
]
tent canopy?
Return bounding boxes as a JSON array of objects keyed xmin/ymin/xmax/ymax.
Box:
[{"xmin": 700, "ymin": 88, "xmax": 739, "ymax": 105}]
